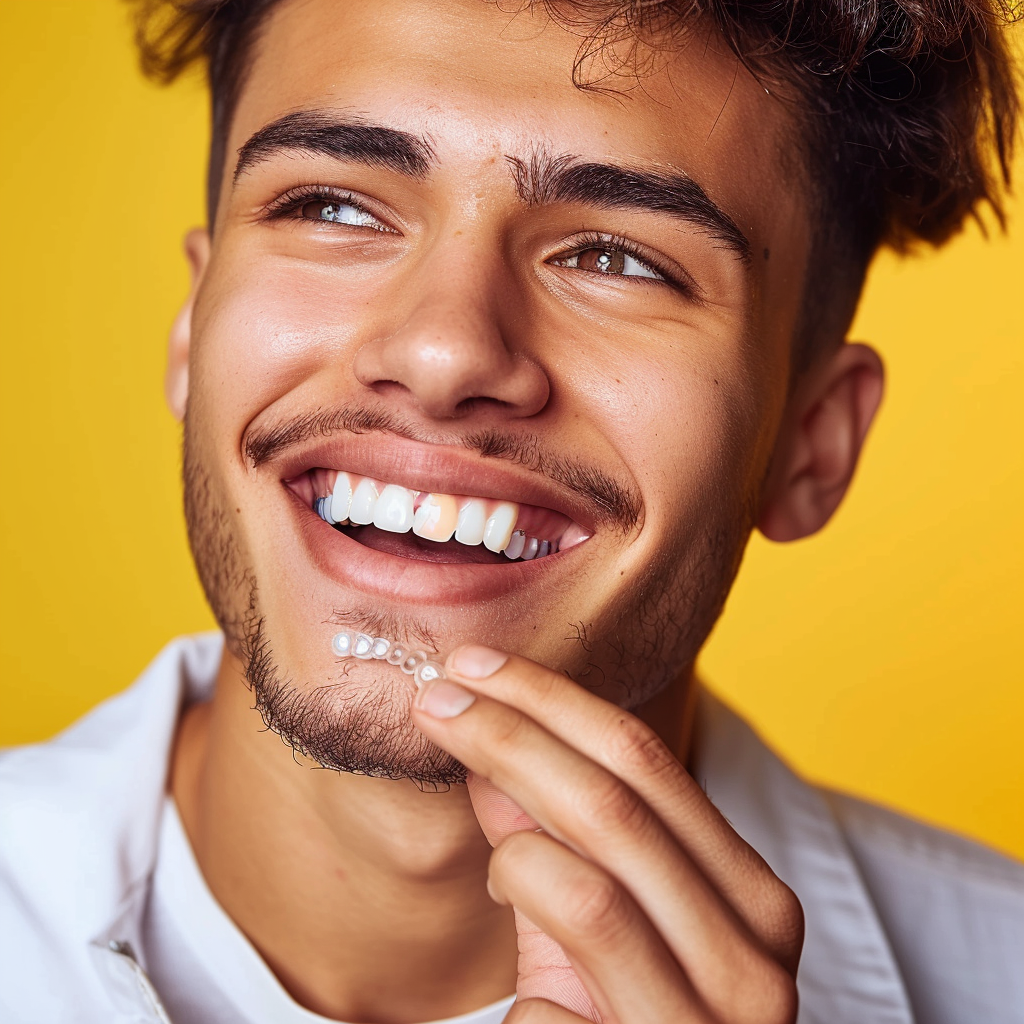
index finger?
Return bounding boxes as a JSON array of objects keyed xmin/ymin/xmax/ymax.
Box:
[{"xmin": 444, "ymin": 646, "xmax": 801, "ymax": 966}]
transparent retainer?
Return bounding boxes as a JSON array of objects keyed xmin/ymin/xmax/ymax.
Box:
[{"xmin": 331, "ymin": 631, "xmax": 446, "ymax": 689}]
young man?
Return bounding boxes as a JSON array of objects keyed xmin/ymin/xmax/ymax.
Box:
[{"xmin": 1, "ymin": 1, "xmax": 1021, "ymax": 1022}]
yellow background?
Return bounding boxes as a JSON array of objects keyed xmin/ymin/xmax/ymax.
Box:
[{"xmin": 1, "ymin": 2, "xmax": 1021, "ymax": 860}]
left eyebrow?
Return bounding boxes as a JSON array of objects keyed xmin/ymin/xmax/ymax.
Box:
[
  {"xmin": 507, "ymin": 149, "xmax": 752, "ymax": 264},
  {"xmin": 233, "ymin": 110, "xmax": 436, "ymax": 183}
]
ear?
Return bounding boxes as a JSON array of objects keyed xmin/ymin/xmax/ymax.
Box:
[
  {"xmin": 758, "ymin": 342, "xmax": 885, "ymax": 542},
  {"xmin": 165, "ymin": 228, "xmax": 211, "ymax": 422}
]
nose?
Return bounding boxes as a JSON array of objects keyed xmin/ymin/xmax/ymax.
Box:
[{"xmin": 351, "ymin": 260, "xmax": 550, "ymax": 422}]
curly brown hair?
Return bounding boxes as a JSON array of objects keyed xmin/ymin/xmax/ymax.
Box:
[{"xmin": 130, "ymin": 0, "xmax": 1021, "ymax": 357}]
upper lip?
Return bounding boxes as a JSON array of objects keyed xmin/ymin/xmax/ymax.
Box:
[{"xmin": 271, "ymin": 434, "xmax": 603, "ymax": 534}]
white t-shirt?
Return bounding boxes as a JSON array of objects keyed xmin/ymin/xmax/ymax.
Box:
[{"xmin": 141, "ymin": 796, "xmax": 514, "ymax": 1024}]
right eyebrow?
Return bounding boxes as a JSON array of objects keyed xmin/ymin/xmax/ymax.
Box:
[
  {"xmin": 233, "ymin": 110, "xmax": 436, "ymax": 183},
  {"xmin": 507, "ymin": 148, "xmax": 752, "ymax": 264}
]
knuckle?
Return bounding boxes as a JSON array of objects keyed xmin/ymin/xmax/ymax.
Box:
[
  {"xmin": 560, "ymin": 871, "xmax": 630, "ymax": 941},
  {"xmin": 756, "ymin": 879, "xmax": 805, "ymax": 960},
  {"xmin": 767, "ymin": 877, "xmax": 802, "ymax": 923},
  {"xmin": 604, "ymin": 714, "xmax": 678, "ymax": 780},
  {"xmin": 722, "ymin": 953, "xmax": 798, "ymax": 1024},
  {"xmin": 488, "ymin": 705, "xmax": 532, "ymax": 752},
  {"xmin": 742, "ymin": 961, "xmax": 799, "ymax": 1024},
  {"xmin": 577, "ymin": 774, "xmax": 648, "ymax": 838}
]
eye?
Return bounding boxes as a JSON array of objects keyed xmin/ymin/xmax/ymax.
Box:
[
  {"xmin": 551, "ymin": 237, "xmax": 665, "ymax": 281},
  {"xmin": 263, "ymin": 187, "xmax": 395, "ymax": 232},
  {"xmin": 298, "ymin": 199, "xmax": 387, "ymax": 230}
]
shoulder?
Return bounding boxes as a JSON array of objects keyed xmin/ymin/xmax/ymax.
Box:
[
  {"xmin": 0, "ymin": 634, "xmax": 221, "ymax": 1021},
  {"xmin": 823, "ymin": 789, "xmax": 1024, "ymax": 1024},
  {"xmin": 0, "ymin": 634, "xmax": 219, "ymax": 839},
  {"xmin": 694, "ymin": 689, "xmax": 1024, "ymax": 1023}
]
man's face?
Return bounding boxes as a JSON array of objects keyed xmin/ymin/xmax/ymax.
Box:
[{"xmin": 179, "ymin": 0, "xmax": 809, "ymax": 780}]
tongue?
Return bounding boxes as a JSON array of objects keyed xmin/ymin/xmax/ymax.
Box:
[{"xmin": 343, "ymin": 524, "xmax": 507, "ymax": 564}]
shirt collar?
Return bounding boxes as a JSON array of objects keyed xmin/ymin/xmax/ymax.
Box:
[{"xmin": 692, "ymin": 688, "xmax": 915, "ymax": 1024}]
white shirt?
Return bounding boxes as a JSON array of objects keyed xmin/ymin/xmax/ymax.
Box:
[
  {"xmin": 1, "ymin": 634, "xmax": 1022, "ymax": 1023},
  {"xmin": 142, "ymin": 796, "xmax": 514, "ymax": 1024}
]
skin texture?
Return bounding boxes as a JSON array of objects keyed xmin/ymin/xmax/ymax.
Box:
[{"xmin": 168, "ymin": 0, "xmax": 885, "ymax": 1020}]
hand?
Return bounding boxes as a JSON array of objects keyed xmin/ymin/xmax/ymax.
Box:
[{"xmin": 411, "ymin": 647, "xmax": 804, "ymax": 1024}]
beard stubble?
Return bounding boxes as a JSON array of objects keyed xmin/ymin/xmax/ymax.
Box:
[{"xmin": 181, "ymin": 411, "xmax": 753, "ymax": 787}]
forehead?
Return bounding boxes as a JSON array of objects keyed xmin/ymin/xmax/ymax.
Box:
[{"xmin": 227, "ymin": 0, "xmax": 805, "ymax": 248}]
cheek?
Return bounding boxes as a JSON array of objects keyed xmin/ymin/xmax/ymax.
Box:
[
  {"xmin": 189, "ymin": 251, "xmax": 395, "ymax": 428},
  {"xmin": 576, "ymin": 331, "xmax": 766, "ymax": 531},
  {"xmin": 554, "ymin": 338, "xmax": 766, "ymax": 662},
  {"xmin": 587, "ymin": 367, "xmax": 762, "ymax": 690}
]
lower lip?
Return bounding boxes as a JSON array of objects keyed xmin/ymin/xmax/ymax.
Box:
[{"xmin": 288, "ymin": 491, "xmax": 580, "ymax": 605}]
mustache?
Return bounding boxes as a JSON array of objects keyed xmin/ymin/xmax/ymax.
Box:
[{"xmin": 243, "ymin": 405, "xmax": 642, "ymax": 533}]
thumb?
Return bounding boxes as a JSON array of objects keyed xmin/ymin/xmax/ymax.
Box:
[
  {"xmin": 467, "ymin": 774, "xmax": 601, "ymax": 1023},
  {"xmin": 467, "ymin": 772, "xmax": 540, "ymax": 845}
]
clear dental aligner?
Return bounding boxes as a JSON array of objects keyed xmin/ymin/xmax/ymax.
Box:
[
  {"xmin": 308, "ymin": 470, "xmax": 590, "ymax": 562},
  {"xmin": 331, "ymin": 630, "xmax": 447, "ymax": 689}
]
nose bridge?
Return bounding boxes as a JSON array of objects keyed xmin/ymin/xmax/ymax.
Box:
[
  {"xmin": 405, "ymin": 246, "xmax": 504, "ymax": 357},
  {"xmin": 352, "ymin": 231, "xmax": 549, "ymax": 421}
]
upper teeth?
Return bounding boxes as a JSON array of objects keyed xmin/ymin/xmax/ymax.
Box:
[{"xmin": 315, "ymin": 472, "xmax": 570, "ymax": 560}]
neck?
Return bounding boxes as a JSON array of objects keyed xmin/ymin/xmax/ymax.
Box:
[{"xmin": 171, "ymin": 647, "xmax": 697, "ymax": 1023}]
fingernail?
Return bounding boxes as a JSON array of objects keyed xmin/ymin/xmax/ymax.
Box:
[
  {"xmin": 415, "ymin": 679, "xmax": 477, "ymax": 719},
  {"xmin": 448, "ymin": 645, "xmax": 508, "ymax": 679}
]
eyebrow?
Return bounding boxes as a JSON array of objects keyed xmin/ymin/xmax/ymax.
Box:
[
  {"xmin": 507, "ymin": 149, "xmax": 752, "ymax": 264},
  {"xmin": 233, "ymin": 113, "xmax": 749, "ymax": 263},
  {"xmin": 233, "ymin": 110, "xmax": 436, "ymax": 183}
]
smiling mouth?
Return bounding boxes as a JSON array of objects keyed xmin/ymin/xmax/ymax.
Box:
[{"xmin": 285, "ymin": 468, "xmax": 592, "ymax": 566}]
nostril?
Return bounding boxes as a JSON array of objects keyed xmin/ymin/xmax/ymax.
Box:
[
  {"xmin": 452, "ymin": 395, "xmax": 512, "ymax": 417},
  {"xmin": 367, "ymin": 379, "xmax": 408, "ymax": 400}
]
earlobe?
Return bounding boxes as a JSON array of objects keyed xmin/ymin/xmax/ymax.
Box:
[
  {"xmin": 757, "ymin": 342, "xmax": 885, "ymax": 542},
  {"xmin": 165, "ymin": 228, "xmax": 211, "ymax": 422}
]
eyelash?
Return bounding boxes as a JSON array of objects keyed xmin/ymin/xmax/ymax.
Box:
[
  {"xmin": 261, "ymin": 188, "xmax": 691, "ymax": 295},
  {"xmin": 261, "ymin": 185, "xmax": 390, "ymax": 228},
  {"xmin": 556, "ymin": 231, "xmax": 685, "ymax": 290}
]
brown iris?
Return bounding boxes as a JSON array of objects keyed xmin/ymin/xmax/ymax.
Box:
[
  {"xmin": 575, "ymin": 248, "xmax": 626, "ymax": 274},
  {"xmin": 301, "ymin": 200, "xmax": 341, "ymax": 221}
]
